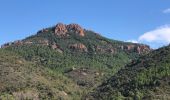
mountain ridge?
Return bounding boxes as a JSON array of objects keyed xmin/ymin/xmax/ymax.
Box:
[{"xmin": 1, "ymin": 23, "xmax": 151, "ymax": 55}]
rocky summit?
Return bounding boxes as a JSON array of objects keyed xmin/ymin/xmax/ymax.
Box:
[{"xmin": 54, "ymin": 23, "xmax": 85, "ymax": 37}]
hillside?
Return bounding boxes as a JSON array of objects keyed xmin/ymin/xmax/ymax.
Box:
[
  {"xmin": 0, "ymin": 23, "xmax": 151, "ymax": 99},
  {"xmin": 0, "ymin": 49, "xmax": 96, "ymax": 100},
  {"xmin": 87, "ymin": 45, "xmax": 170, "ymax": 100},
  {"xmin": 2, "ymin": 23, "xmax": 150, "ymax": 72}
]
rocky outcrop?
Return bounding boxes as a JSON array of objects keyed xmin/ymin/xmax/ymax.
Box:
[
  {"xmin": 1, "ymin": 42, "xmax": 12, "ymax": 48},
  {"xmin": 1, "ymin": 39, "xmax": 49, "ymax": 48},
  {"xmin": 36, "ymin": 40, "xmax": 49, "ymax": 46},
  {"xmin": 95, "ymin": 46, "xmax": 116, "ymax": 54},
  {"xmin": 69, "ymin": 43, "xmax": 88, "ymax": 52},
  {"xmin": 135, "ymin": 45, "xmax": 151, "ymax": 54},
  {"xmin": 123, "ymin": 45, "xmax": 135, "ymax": 51},
  {"xmin": 23, "ymin": 39, "xmax": 49, "ymax": 46},
  {"xmin": 13, "ymin": 40, "xmax": 23, "ymax": 45},
  {"xmin": 1, "ymin": 40, "xmax": 23, "ymax": 48},
  {"xmin": 51, "ymin": 43, "xmax": 63, "ymax": 53},
  {"xmin": 54, "ymin": 23, "xmax": 85, "ymax": 37},
  {"xmin": 24, "ymin": 41, "xmax": 33, "ymax": 45},
  {"xmin": 96, "ymin": 46, "xmax": 105, "ymax": 52},
  {"xmin": 121, "ymin": 44, "xmax": 151, "ymax": 54},
  {"xmin": 37, "ymin": 29, "xmax": 49, "ymax": 34},
  {"xmin": 67, "ymin": 24, "xmax": 85, "ymax": 37},
  {"xmin": 54, "ymin": 23, "xmax": 68, "ymax": 36}
]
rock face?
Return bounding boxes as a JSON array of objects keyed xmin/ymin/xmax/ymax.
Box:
[
  {"xmin": 124, "ymin": 45, "xmax": 135, "ymax": 51},
  {"xmin": 54, "ymin": 23, "xmax": 85, "ymax": 37},
  {"xmin": 67, "ymin": 24, "xmax": 85, "ymax": 37},
  {"xmin": 54, "ymin": 23, "xmax": 68, "ymax": 36},
  {"xmin": 121, "ymin": 44, "xmax": 151, "ymax": 54},
  {"xmin": 135, "ymin": 45, "xmax": 151, "ymax": 54},
  {"xmin": 69, "ymin": 43, "xmax": 87, "ymax": 52}
]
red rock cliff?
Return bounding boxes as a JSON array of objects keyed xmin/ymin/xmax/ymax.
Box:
[
  {"xmin": 121, "ymin": 44, "xmax": 151, "ymax": 54},
  {"xmin": 54, "ymin": 23, "xmax": 85, "ymax": 37},
  {"xmin": 67, "ymin": 24, "xmax": 85, "ymax": 37},
  {"xmin": 55, "ymin": 23, "xmax": 68, "ymax": 36}
]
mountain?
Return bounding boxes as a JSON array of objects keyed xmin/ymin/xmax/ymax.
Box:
[
  {"xmin": 87, "ymin": 45, "xmax": 170, "ymax": 100},
  {"xmin": 0, "ymin": 23, "xmax": 151, "ymax": 99}
]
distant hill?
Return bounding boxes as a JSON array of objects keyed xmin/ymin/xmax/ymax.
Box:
[
  {"xmin": 0, "ymin": 23, "xmax": 151, "ymax": 99},
  {"xmin": 87, "ymin": 45, "xmax": 170, "ymax": 100}
]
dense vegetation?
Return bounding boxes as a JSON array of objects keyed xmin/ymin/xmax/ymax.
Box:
[
  {"xmin": 0, "ymin": 49, "xmax": 93, "ymax": 100},
  {"xmin": 0, "ymin": 24, "xmax": 151, "ymax": 99},
  {"xmin": 88, "ymin": 45, "xmax": 170, "ymax": 100},
  {"xmin": 5, "ymin": 26, "xmax": 145, "ymax": 74}
]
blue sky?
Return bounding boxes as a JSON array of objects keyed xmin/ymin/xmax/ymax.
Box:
[{"xmin": 0, "ymin": 0, "xmax": 170, "ymax": 48}]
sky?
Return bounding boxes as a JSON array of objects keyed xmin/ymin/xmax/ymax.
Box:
[{"xmin": 0, "ymin": 0, "xmax": 170, "ymax": 49}]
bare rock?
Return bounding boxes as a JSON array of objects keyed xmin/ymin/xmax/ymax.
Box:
[
  {"xmin": 54, "ymin": 23, "xmax": 85, "ymax": 37},
  {"xmin": 135, "ymin": 45, "xmax": 151, "ymax": 54},
  {"xmin": 37, "ymin": 28, "xmax": 49, "ymax": 34},
  {"xmin": 54, "ymin": 23, "xmax": 67, "ymax": 36},
  {"xmin": 121, "ymin": 44, "xmax": 151, "ymax": 54},
  {"xmin": 24, "ymin": 41, "xmax": 33, "ymax": 45},
  {"xmin": 95, "ymin": 46, "xmax": 116, "ymax": 54},
  {"xmin": 62, "ymin": 91, "xmax": 68, "ymax": 96},
  {"xmin": 1, "ymin": 40, "xmax": 23, "ymax": 48},
  {"xmin": 95, "ymin": 46, "xmax": 105, "ymax": 52},
  {"xmin": 67, "ymin": 24, "xmax": 85, "ymax": 37},
  {"xmin": 13, "ymin": 40, "xmax": 23, "ymax": 45},
  {"xmin": 124, "ymin": 45, "xmax": 135, "ymax": 50},
  {"xmin": 82, "ymin": 72, "xmax": 87, "ymax": 76},
  {"xmin": 69, "ymin": 43, "xmax": 88, "ymax": 52},
  {"xmin": 51, "ymin": 43, "xmax": 63, "ymax": 53}
]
